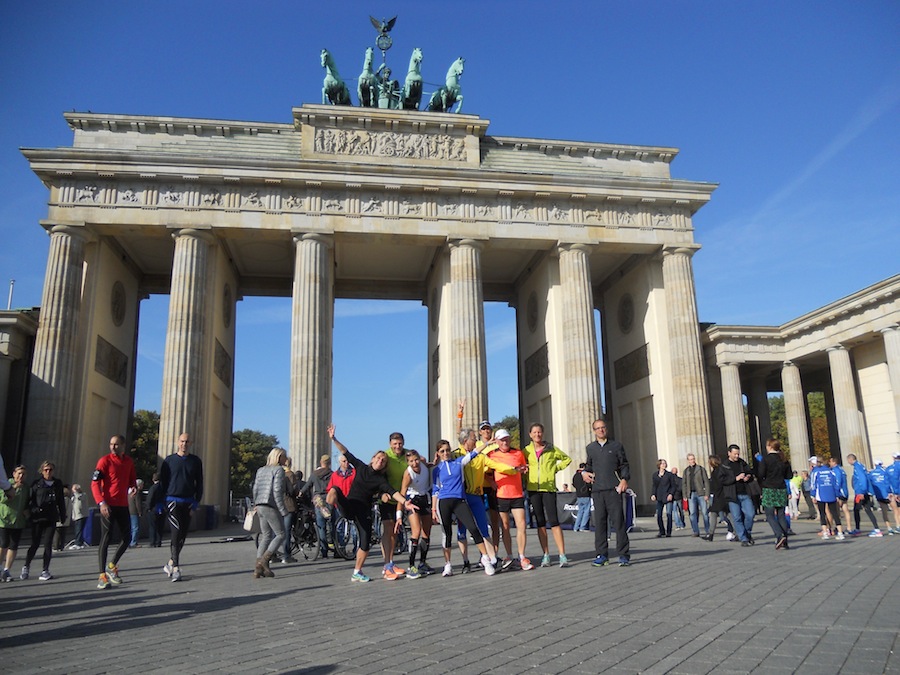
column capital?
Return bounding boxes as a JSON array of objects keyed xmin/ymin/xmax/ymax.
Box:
[
  {"xmin": 557, "ymin": 242, "xmax": 593, "ymax": 255},
  {"xmin": 170, "ymin": 228, "xmax": 215, "ymax": 244},
  {"xmin": 661, "ymin": 244, "xmax": 701, "ymax": 259},
  {"xmin": 879, "ymin": 324, "xmax": 900, "ymax": 335},
  {"xmin": 292, "ymin": 232, "xmax": 334, "ymax": 248},
  {"xmin": 46, "ymin": 223, "xmax": 95, "ymax": 243},
  {"xmin": 782, "ymin": 360, "xmax": 798, "ymax": 369},
  {"xmin": 825, "ymin": 344, "xmax": 848, "ymax": 354},
  {"xmin": 717, "ymin": 360, "xmax": 742, "ymax": 369},
  {"xmin": 448, "ymin": 237, "xmax": 485, "ymax": 252}
]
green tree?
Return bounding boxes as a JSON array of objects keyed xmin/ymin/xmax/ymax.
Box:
[
  {"xmin": 231, "ymin": 428, "xmax": 279, "ymax": 498},
  {"xmin": 131, "ymin": 409, "xmax": 160, "ymax": 482},
  {"xmin": 769, "ymin": 395, "xmax": 788, "ymax": 456}
]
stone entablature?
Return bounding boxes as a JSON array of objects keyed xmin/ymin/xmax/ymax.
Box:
[{"xmin": 704, "ymin": 275, "xmax": 900, "ymax": 364}]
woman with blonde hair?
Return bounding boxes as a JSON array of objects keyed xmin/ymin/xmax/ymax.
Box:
[{"xmin": 251, "ymin": 447, "xmax": 289, "ymax": 578}]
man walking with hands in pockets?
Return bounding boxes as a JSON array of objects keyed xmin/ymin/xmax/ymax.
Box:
[{"xmin": 583, "ymin": 420, "xmax": 631, "ymax": 567}]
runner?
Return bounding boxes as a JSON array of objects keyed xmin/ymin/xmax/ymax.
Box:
[
  {"xmin": 325, "ymin": 424, "xmax": 418, "ymax": 582},
  {"xmin": 522, "ymin": 423, "xmax": 572, "ymax": 567},
  {"xmin": 485, "ymin": 429, "xmax": 533, "ymax": 570},
  {"xmin": 91, "ymin": 435, "xmax": 137, "ymax": 589},
  {"xmin": 398, "ymin": 449, "xmax": 433, "ymax": 578}
]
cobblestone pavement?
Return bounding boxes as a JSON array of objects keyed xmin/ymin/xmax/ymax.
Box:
[{"xmin": 1, "ymin": 516, "xmax": 897, "ymax": 674}]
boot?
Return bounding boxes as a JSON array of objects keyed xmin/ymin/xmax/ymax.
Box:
[
  {"xmin": 253, "ymin": 558, "xmax": 265, "ymax": 578},
  {"xmin": 261, "ymin": 551, "xmax": 276, "ymax": 578}
]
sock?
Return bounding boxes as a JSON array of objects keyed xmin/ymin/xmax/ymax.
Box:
[{"xmin": 418, "ymin": 537, "xmax": 430, "ymax": 564}]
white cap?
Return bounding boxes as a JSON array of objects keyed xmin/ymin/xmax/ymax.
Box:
[
  {"xmin": 495, "ymin": 429, "xmax": 510, "ymax": 440},
  {"xmin": 808, "ymin": 456, "xmax": 818, "ymax": 465}
]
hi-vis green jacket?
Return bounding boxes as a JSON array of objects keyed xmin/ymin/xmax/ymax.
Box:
[{"xmin": 522, "ymin": 442, "xmax": 571, "ymax": 492}]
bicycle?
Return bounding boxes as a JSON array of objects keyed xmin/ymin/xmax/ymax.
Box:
[
  {"xmin": 334, "ymin": 501, "xmax": 409, "ymax": 561},
  {"xmin": 290, "ymin": 505, "xmax": 320, "ymax": 561}
]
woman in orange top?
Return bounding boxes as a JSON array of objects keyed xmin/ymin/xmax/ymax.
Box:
[{"xmin": 486, "ymin": 429, "xmax": 533, "ymax": 571}]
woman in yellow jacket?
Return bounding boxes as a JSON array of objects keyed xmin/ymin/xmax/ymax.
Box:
[{"xmin": 522, "ymin": 423, "xmax": 572, "ymax": 568}]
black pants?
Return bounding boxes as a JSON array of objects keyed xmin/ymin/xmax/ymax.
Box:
[
  {"xmin": 25, "ymin": 521, "xmax": 55, "ymax": 571},
  {"xmin": 98, "ymin": 505, "xmax": 131, "ymax": 573},
  {"xmin": 149, "ymin": 511, "xmax": 165, "ymax": 546},
  {"xmin": 854, "ymin": 495, "xmax": 879, "ymax": 530},
  {"xmin": 167, "ymin": 502, "xmax": 192, "ymax": 566},
  {"xmin": 438, "ymin": 498, "xmax": 483, "ymax": 549},
  {"xmin": 592, "ymin": 490, "xmax": 629, "ymax": 559}
]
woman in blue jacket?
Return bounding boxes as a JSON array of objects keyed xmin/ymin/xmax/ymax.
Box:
[
  {"xmin": 432, "ymin": 438, "xmax": 496, "ymax": 577},
  {"xmin": 811, "ymin": 462, "xmax": 845, "ymax": 541}
]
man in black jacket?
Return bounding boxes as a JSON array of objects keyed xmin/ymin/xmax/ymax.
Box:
[
  {"xmin": 583, "ymin": 420, "xmax": 631, "ymax": 567},
  {"xmin": 725, "ymin": 444, "xmax": 756, "ymax": 546}
]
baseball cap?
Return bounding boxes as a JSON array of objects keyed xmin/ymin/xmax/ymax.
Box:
[
  {"xmin": 479, "ymin": 420, "xmax": 492, "ymax": 429},
  {"xmin": 893, "ymin": 452, "xmax": 900, "ymax": 459},
  {"xmin": 808, "ymin": 456, "xmax": 818, "ymax": 465},
  {"xmin": 495, "ymin": 429, "xmax": 510, "ymax": 440}
]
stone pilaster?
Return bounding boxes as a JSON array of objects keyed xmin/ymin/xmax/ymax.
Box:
[
  {"xmin": 881, "ymin": 325, "xmax": 900, "ymax": 434},
  {"xmin": 159, "ymin": 229, "xmax": 214, "ymax": 458},
  {"xmin": 449, "ymin": 238, "xmax": 488, "ymax": 430},
  {"xmin": 558, "ymin": 243, "xmax": 601, "ymax": 447},
  {"xmin": 289, "ymin": 233, "xmax": 334, "ymax": 474},
  {"xmin": 661, "ymin": 246, "xmax": 713, "ymax": 459},
  {"xmin": 826, "ymin": 345, "xmax": 867, "ymax": 463},
  {"xmin": 23, "ymin": 225, "xmax": 90, "ymax": 475},
  {"xmin": 719, "ymin": 362, "xmax": 749, "ymax": 457},
  {"xmin": 747, "ymin": 377, "xmax": 772, "ymax": 455},
  {"xmin": 781, "ymin": 361, "xmax": 811, "ymax": 461}
]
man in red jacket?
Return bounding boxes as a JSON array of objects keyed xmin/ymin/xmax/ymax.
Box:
[{"xmin": 91, "ymin": 434, "xmax": 137, "ymax": 589}]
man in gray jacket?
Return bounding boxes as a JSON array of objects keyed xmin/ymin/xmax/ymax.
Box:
[{"xmin": 683, "ymin": 453, "xmax": 710, "ymax": 537}]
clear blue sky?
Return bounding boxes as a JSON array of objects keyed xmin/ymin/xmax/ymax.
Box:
[{"xmin": 2, "ymin": 2, "xmax": 898, "ymax": 460}]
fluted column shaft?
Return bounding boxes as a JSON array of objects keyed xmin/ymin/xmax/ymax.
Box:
[
  {"xmin": 719, "ymin": 363, "xmax": 749, "ymax": 457},
  {"xmin": 449, "ymin": 239, "xmax": 488, "ymax": 431},
  {"xmin": 159, "ymin": 229, "xmax": 214, "ymax": 458},
  {"xmin": 781, "ymin": 361, "xmax": 811, "ymax": 461},
  {"xmin": 827, "ymin": 345, "xmax": 867, "ymax": 462},
  {"xmin": 881, "ymin": 326, "xmax": 900, "ymax": 433},
  {"xmin": 661, "ymin": 246, "xmax": 713, "ymax": 459},
  {"xmin": 747, "ymin": 377, "xmax": 772, "ymax": 455},
  {"xmin": 289, "ymin": 233, "xmax": 334, "ymax": 474},
  {"xmin": 558, "ymin": 243, "xmax": 602, "ymax": 446},
  {"xmin": 23, "ymin": 225, "xmax": 89, "ymax": 475}
]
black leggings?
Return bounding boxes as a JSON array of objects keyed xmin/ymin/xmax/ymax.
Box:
[
  {"xmin": 854, "ymin": 495, "xmax": 879, "ymax": 530},
  {"xmin": 25, "ymin": 521, "xmax": 55, "ymax": 571},
  {"xmin": 528, "ymin": 491, "xmax": 559, "ymax": 528},
  {"xmin": 335, "ymin": 491, "xmax": 374, "ymax": 552},
  {"xmin": 167, "ymin": 501, "xmax": 192, "ymax": 566},
  {"xmin": 438, "ymin": 498, "xmax": 483, "ymax": 549},
  {"xmin": 818, "ymin": 501, "xmax": 841, "ymax": 527},
  {"xmin": 99, "ymin": 505, "xmax": 130, "ymax": 573}
]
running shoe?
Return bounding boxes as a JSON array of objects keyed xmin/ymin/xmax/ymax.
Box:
[
  {"xmin": 406, "ymin": 566, "xmax": 421, "ymax": 579},
  {"xmin": 19, "ymin": 566, "xmax": 28, "ymax": 580},
  {"xmin": 618, "ymin": 557, "xmax": 631, "ymax": 567},
  {"xmin": 106, "ymin": 563, "xmax": 123, "ymax": 585},
  {"xmin": 0, "ymin": 569, "xmax": 11, "ymax": 582},
  {"xmin": 351, "ymin": 571, "xmax": 371, "ymax": 583},
  {"xmin": 869, "ymin": 529, "xmax": 884, "ymax": 537},
  {"xmin": 282, "ymin": 556, "xmax": 298, "ymax": 564},
  {"xmin": 418, "ymin": 562, "xmax": 436, "ymax": 575},
  {"xmin": 389, "ymin": 564, "xmax": 406, "ymax": 576},
  {"xmin": 163, "ymin": 562, "xmax": 174, "ymax": 577},
  {"xmin": 559, "ymin": 554, "xmax": 569, "ymax": 568},
  {"xmin": 847, "ymin": 529, "xmax": 860, "ymax": 536},
  {"xmin": 540, "ymin": 554, "xmax": 551, "ymax": 568},
  {"xmin": 481, "ymin": 554, "xmax": 496, "ymax": 576},
  {"xmin": 442, "ymin": 563, "xmax": 453, "ymax": 577},
  {"xmin": 501, "ymin": 557, "xmax": 514, "ymax": 571},
  {"xmin": 461, "ymin": 561, "xmax": 471, "ymax": 574},
  {"xmin": 591, "ymin": 556, "xmax": 609, "ymax": 567},
  {"xmin": 97, "ymin": 573, "xmax": 110, "ymax": 589},
  {"xmin": 383, "ymin": 567, "xmax": 400, "ymax": 581},
  {"xmin": 520, "ymin": 556, "xmax": 535, "ymax": 571},
  {"xmin": 821, "ymin": 533, "xmax": 830, "ymax": 540},
  {"xmin": 39, "ymin": 570, "xmax": 52, "ymax": 581},
  {"xmin": 725, "ymin": 532, "xmax": 736, "ymax": 541},
  {"xmin": 171, "ymin": 567, "xmax": 182, "ymax": 582},
  {"xmin": 835, "ymin": 532, "xmax": 846, "ymax": 541},
  {"xmin": 889, "ymin": 528, "xmax": 896, "ymax": 536}
]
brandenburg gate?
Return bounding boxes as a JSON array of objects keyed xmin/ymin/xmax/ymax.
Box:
[{"xmin": 20, "ymin": 104, "xmax": 717, "ymax": 510}]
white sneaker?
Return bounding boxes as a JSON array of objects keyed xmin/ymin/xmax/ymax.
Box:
[
  {"xmin": 171, "ymin": 567, "xmax": 182, "ymax": 582},
  {"xmin": 836, "ymin": 532, "xmax": 845, "ymax": 541},
  {"xmin": 39, "ymin": 570, "xmax": 53, "ymax": 581},
  {"xmin": 822, "ymin": 532, "xmax": 830, "ymax": 540},
  {"xmin": 163, "ymin": 562, "xmax": 174, "ymax": 577},
  {"xmin": 481, "ymin": 554, "xmax": 495, "ymax": 576},
  {"xmin": 725, "ymin": 532, "xmax": 736, "ymax": 541},
  {"xmin": 442, "ymin": 563, "xmax": 453, "ymax": 577}
]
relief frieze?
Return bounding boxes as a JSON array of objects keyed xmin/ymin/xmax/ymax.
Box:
[{"xmin": 313, "ymin": 128, "xmax": 466, "ymax": 162}]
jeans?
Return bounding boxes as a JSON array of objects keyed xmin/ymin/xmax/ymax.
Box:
[
  {"xmin": 688, "ymin": 492, "xmax": 710, "ymax": 534},
  {"xmin": 283, "ymin": 512, "xmax": 297, "ymax": 558},
  {"xmin": 728, "ymin": 494, "xmax": 756, "ymax": 542},
  {"xmin": 315, "ymin": 506, "xmax": 335, "ymax": 556},
  {"xmin": 674, "ymin": 501, "xmax": 685, "ymax": 528},
  {"xmin": 574, "ymin": 497, "xmax": 592, "ymax": 530},
  {"xmin": 129, "ymin": 514, "xmax": 140, "ymax": 546},
  {"xmin": 73, "ymin": 518, "xmax": 86, "ymax": 546},
  {"xmin": 257, "ymin": 505, "xmax": 285, "ymax": 558},
  {"xmin": 655, "ymin": 500, "xmax": 673, "ymax": 535}
]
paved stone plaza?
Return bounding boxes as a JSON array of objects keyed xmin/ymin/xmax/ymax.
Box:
[{"xmin": 1, "ymin": 516, "xmax": 897, "ymax": 674}]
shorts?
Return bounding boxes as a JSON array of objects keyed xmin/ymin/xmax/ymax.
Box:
[
  {"xmin": 0, "ymin": 527, "xmax": 23, "ymax": 551},
  {"xmin": 497, "ymin": 496, "xmax": 525, "ymax": 512},
  {"xmin": 407, "ymin": 494, "xmax": 430, "ymax": 512},
  {"xmin": 378, "ymin": 501, "xmax": 397, "ymax": 522},
  {"xmin": 483, "ymin": 487, "xmax": 499, "ymax": 512},
  {"xmin": 528, "ymin": 490, "xmax": 560, "ymax": 528}
]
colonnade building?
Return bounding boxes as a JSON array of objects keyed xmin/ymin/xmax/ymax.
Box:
[{"xmin": 4, "ymin": 103, "xmax": 897, "ymax": 513}]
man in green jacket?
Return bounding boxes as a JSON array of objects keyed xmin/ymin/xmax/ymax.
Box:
[{"xmin": 522, "ymin": 423, "xmax": 572, "ymax": 568}]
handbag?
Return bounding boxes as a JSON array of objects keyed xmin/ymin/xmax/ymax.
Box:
[{"xmin": 242, "ymin": 507, "xmax": 260, "ymax": 533}]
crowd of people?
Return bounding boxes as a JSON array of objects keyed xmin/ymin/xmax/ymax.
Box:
[{"xmin": 2, "ymin": 418, "xmax": 899, "ymax": 588}]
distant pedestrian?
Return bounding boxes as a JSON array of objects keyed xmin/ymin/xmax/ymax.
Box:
[
  {"xmin": 671, "ymin": 467, "xmax": 685, "ymax": 530},
  {"xmin": 651, "ymin": 459, "xmax": 676, "ymax": 538},
  {"xmin": 572, "ymin": 463, "xmax": 593, "ymax": 532},
  {"xmin": 757, "ymin": 439, "xmax": 792, "ymax": 549},
  {"xmin": 682, "ymin": 453, "xmax": 710, "ymax": 537},
  {"xmin": 67, "ymin": 484, "xmax": 87, "ymax": 549},
  {"xmin": 22, "ymin": 460, "xmax": 66, "ymax": 581},
  {"xmin": 159, "ymin": 433, "xmax": 204, "ymax": 582},
  {"xmin": 0, "ymin": 465, "xmax": 28, "ymax": 582},
  {"xmin": 811, "ymin": 458, "xmax": 845, "ymax": 540},
  {"xmin": 846, "ymin": 454, "xmax": 881, "ymax": 536},
  {"xmin": 146, "ymin": 473, "xmax": 165, "ymax": 547},
  {"xmin": 128, "ymin": 479, "xmax": 144, "ymax": 547},
  {"xmin": 702, "ymin": 455, "xmax": 736, "ymax": 542},
  {"xmin": 725, "ymin": 445, "xmax": 756, "ymax": 545},
  {"xmin": 800, "ymin": 468, "xmax": 816, "ymax": 519},
  {"xmin": 251, "ymin": 447, "xmax": 289, "ymax": 578}
]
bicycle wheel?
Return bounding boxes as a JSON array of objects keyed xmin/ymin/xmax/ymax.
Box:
[
  {"xmin": 394, "ymin": 521, "xmax": 408, "ymax": 555},
  {"xmin": 335, "ymin": 517, "xmax": 359, "ymax": 560}
]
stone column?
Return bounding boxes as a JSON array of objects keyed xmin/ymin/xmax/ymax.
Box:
[
  {"xmin": 0, "ymin": 355, "xmax": 11, "ymax": 448},
  {"xmin": 159, "ymin": 229, "xmax": 214, "ymax": 458},
  {"xmin": 661, "ymin": 246, "xmax": 713, "ymax": 459},
  {"xmin": 449, "ymin": 238, "xmax": 488, "ymax": 430},
  {"xmin": 719, "ymin": 362, "xmax": 749, "ymax": 457},
  {"xmin": 747, "ymin": 377, "xmax": 772, "ymax": 455},
  {"xmin": 289, "ymin": 233, "xmax": 334, "ymax": 474},
  {"xmin": 558, "ymin": 243, "xmax": 602, "ymax": 447},
  {"xmin": 881, "ymin": 325, "xmax": 900, "ymax": 434},
  {"xmin": 781, "ymin": 361, "xmax": 811, "ymax": 461},
  {"xmin": 826, "ymin": 345, "xmax": 867, "ymax": 463},
  {"xmin": 22, "ymin": 225, "xmax": 90, "ymax": 475}
]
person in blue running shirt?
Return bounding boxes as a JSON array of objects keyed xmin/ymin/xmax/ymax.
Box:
[
  {"xmin": 811, "ymin": 461, "xmax": 845, "ymax": 540},
  {"xmin": 828, "ymin": 457, "xmax": 853, "ymax": 535},
  {"xmin": 869, "ymin": 461, "xmax": 899, "ymax": 533},
  {"xmin": 887, "ymin": 451, "xmax": 900, "ymax": 531},
  {"xmin": 431, "ymin": 437, "xmax": 496, "ymax": 578},
  {"xmin": 846, "ymin": 454, "xmax": 882, "ymax": 536}
]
